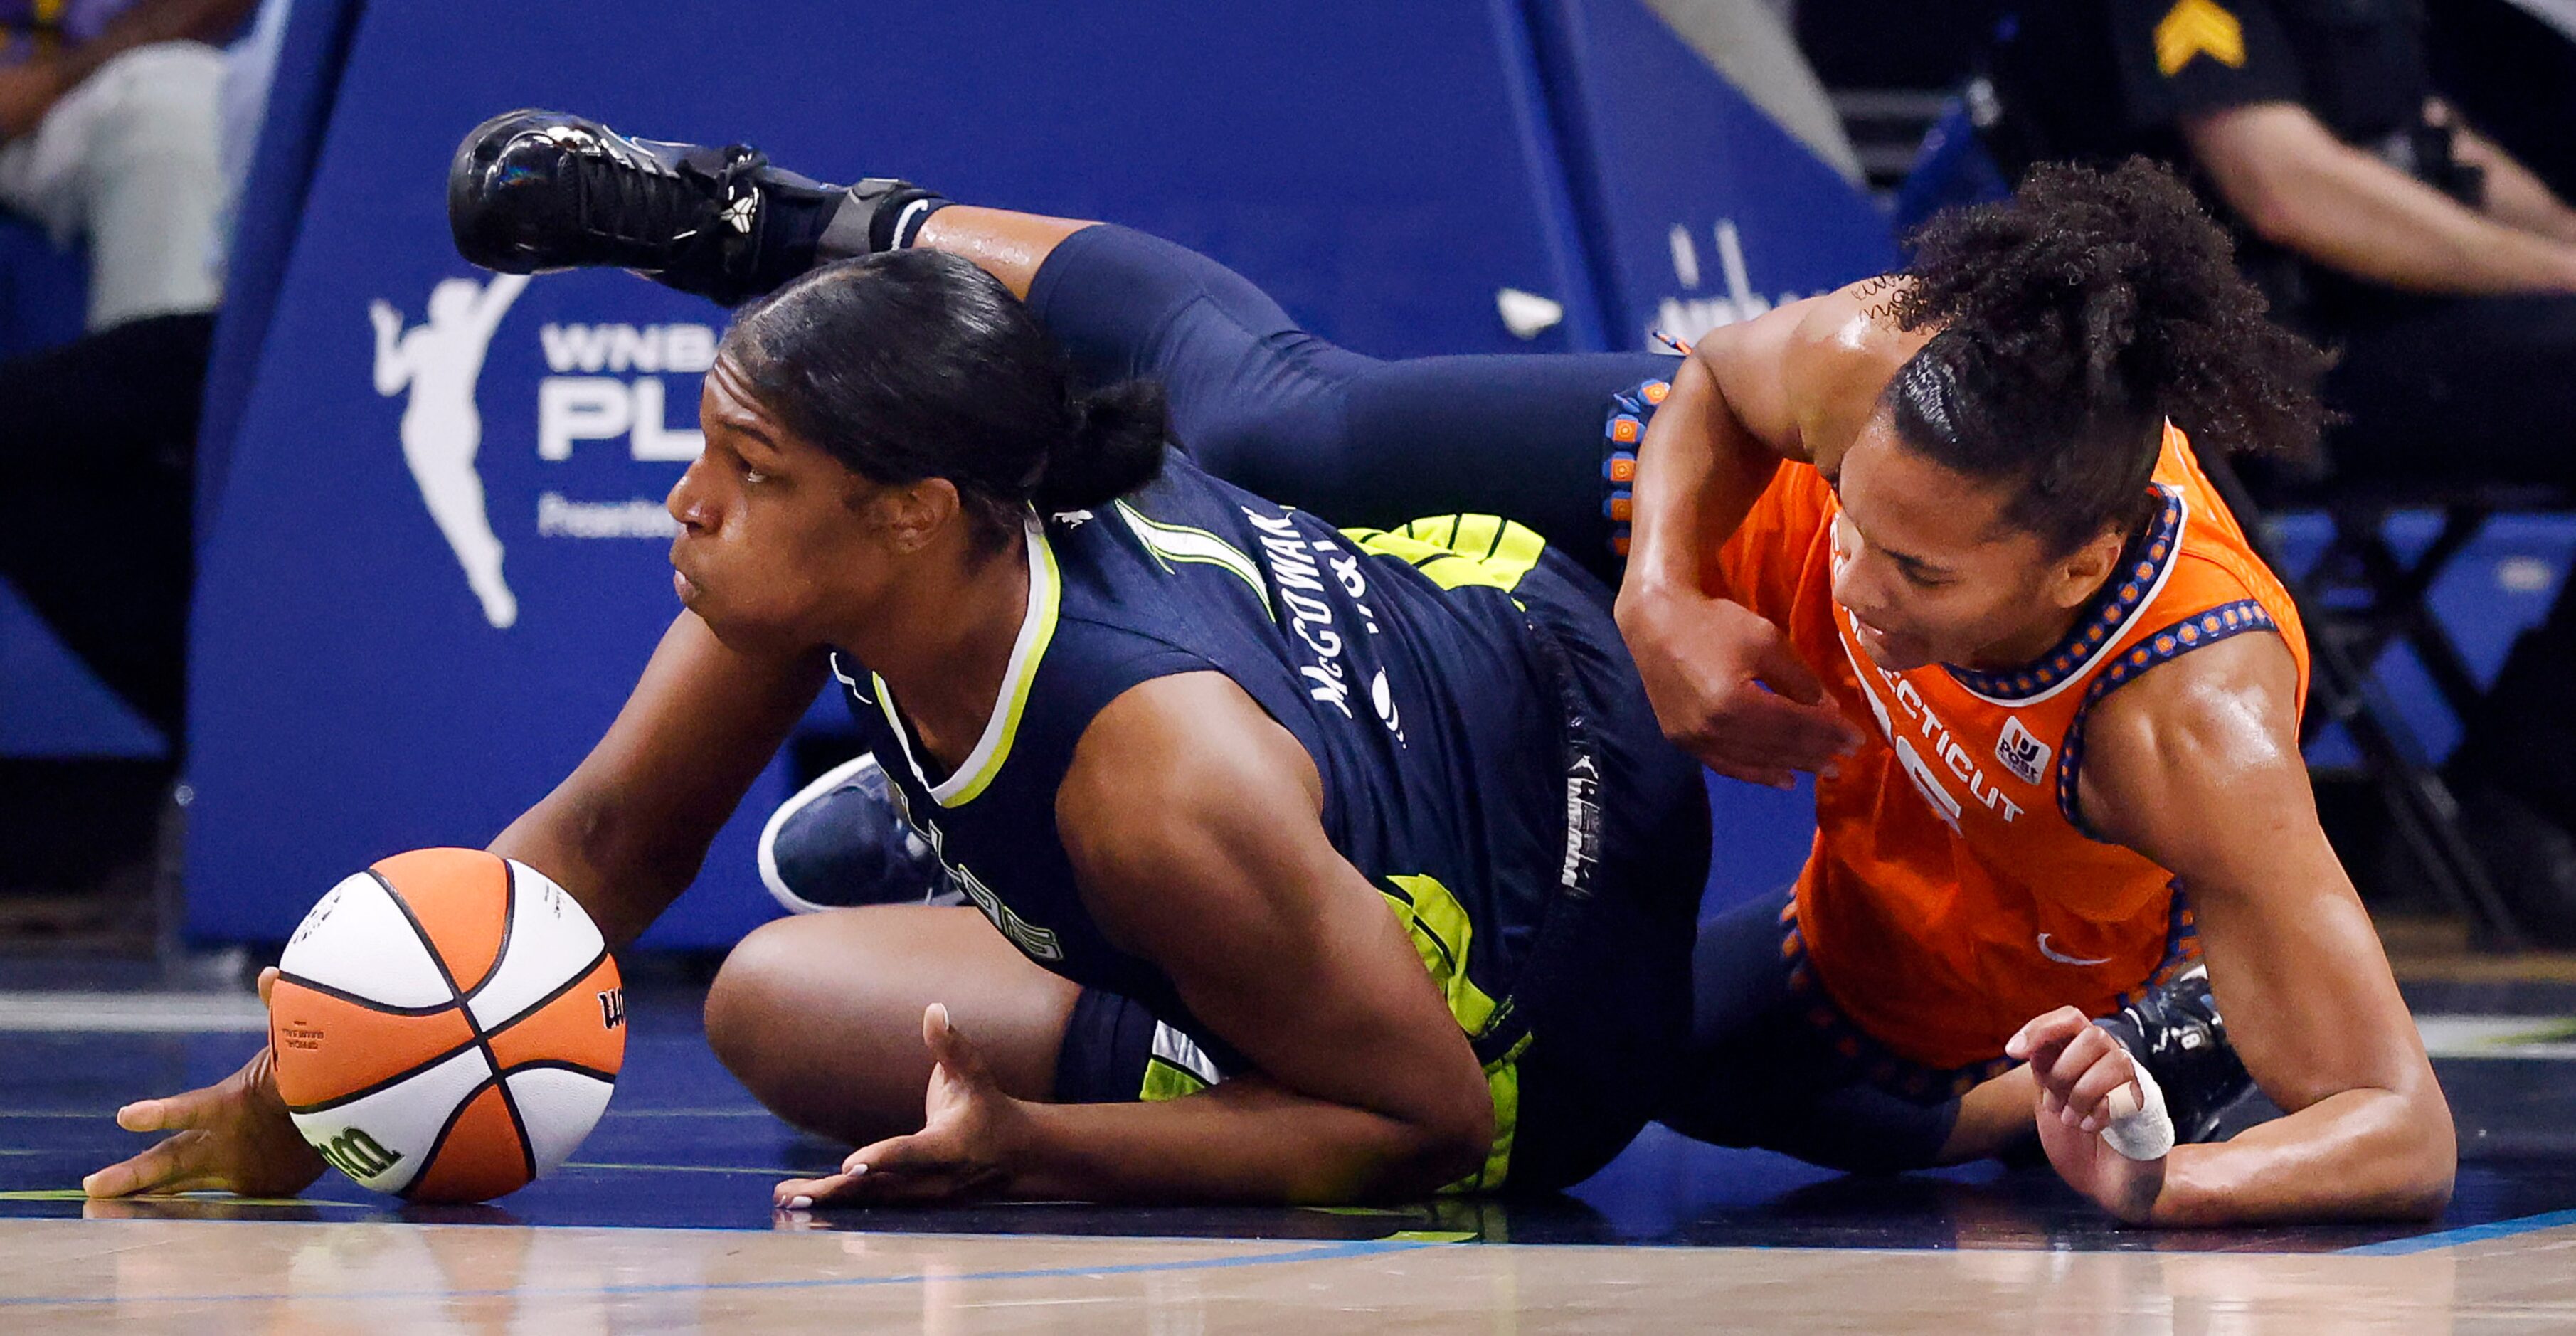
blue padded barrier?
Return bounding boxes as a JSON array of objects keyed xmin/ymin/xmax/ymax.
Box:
[
  {"xmin": 1519, "ymin": 0, "xmax": 1901, "ymax": 351},
  {"xmin": 195, "ymin": 0, "xmax": 368, "ymax": 543}
]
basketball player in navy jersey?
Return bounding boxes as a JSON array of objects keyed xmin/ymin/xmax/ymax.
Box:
[{"xmin": 85, "ymin": 245, "xmax": 1708, "ymax": 1207}]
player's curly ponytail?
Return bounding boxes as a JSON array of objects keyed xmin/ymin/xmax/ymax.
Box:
[
  {"xmin": 1885, "ymin": 157, "xmax": 2333, "ymax": 554},
  {"xmin": 721, "ymin": 248, "xmax": 1167, "ymax": 554}
]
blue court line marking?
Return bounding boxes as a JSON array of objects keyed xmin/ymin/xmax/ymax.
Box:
[
  {"xmin": 0, "ymin": 1236, "xmax": 1441, "ymax": 1308},
  {"xmin": 2338, "ymin": 1208, "xmax": 2576, "ymax": 1256}
]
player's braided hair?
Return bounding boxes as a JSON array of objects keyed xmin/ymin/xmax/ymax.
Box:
[
  {"xmin": 1885, "ymin": 156, "xmax": 2332, "ymax": 555},
  {"xmin": 722, "ymin": 248, "xmax": 1166, "ymax": 555}
]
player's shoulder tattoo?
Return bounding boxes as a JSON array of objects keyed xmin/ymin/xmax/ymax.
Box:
[{"xmin": 1852, "ymin": 274, "xmax": 1908, "ymax": 325}]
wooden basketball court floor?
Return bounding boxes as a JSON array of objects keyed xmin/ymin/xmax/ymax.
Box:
[{"xmin": 9, "ymin": 958, "xmax": 2576, "ymax": 1331}]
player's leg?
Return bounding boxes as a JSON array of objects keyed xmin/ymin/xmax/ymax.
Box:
[
  {"xmin": 447, "ymin": 112, "xmax": 1667, "ymax": 577},
  {"xmin": 1667, "ymin": 885, "xmax": 2253, "ymax": 1170},
  {"xmin": 1658, "ymin": 889, "xmax": 1973, "ymax": 1172},
  {"xmin": 1002, "ymin": 217, "xmax": 1665, "ymax": 576},
  {"xmin": 703, "ymin": 905, "xmax": 1081, "ymax": 1145}
]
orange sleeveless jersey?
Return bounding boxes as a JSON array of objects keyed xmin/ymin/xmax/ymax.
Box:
[{"xmin": 1713, "ymin": 425, "xmax": 2309, "ymax": 1071}]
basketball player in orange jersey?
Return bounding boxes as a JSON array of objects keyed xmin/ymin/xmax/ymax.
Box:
[{"xmin": 1621, "ymin": 165, "xmax": 2454, "ymax": 1224}]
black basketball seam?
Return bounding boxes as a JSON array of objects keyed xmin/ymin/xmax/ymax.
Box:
[
  {"xmin": 396, "ymin": 1071, "xmax": 517, "ymax": 1201},
  {"xmin": 474, "ymin": 875, "xmax": 542, "ymax": 1194},
  {"xmin": 494, "ymin": 1059, "xmax": 620, "ymax": 1083},
  {"xmin": 366, "ymin": 863, "xmax": 518, "ymax": 1173},
  {"xmin": 364, "ymin": 867, "xmax": 472, "ymax": 1022},
  {"xmin": 280, "ymin": 1037, "xmax": 487, "ymax": 1115},
  {"xmin": 480, "ymin": 943, "xmax": 614, "ymax": 1038},
  {"xmin": 271, "ymin": 970, "xmax": 457, "ymax": 1019},
  {"xmin": 490, "ymin": 1063, "xmax": 539, "ymax": 1187},
  {"xmin": 458, "ymin": 857, "xmax": 519, "ymax": 1007}
]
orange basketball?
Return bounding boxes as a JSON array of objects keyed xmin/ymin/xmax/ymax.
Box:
[{"xmin": 268, "ymin": 848, "xmax": 625, "ymax": 1203}]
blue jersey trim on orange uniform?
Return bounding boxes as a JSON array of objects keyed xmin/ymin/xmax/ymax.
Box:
[
  {"xmin": 1944, "ymin": 489, "xmax": 2185, "ymax": 704},
  {"xmin": 2054, "ymin": 598, "xmax": 2281, "ymax": 837},
  {"xmin": 1600, "ymin": 378, "xmax": 1669, "ymax": 560}
]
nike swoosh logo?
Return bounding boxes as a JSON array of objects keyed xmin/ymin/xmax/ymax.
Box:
[{"xmin": 2037, "ymin": 933, "xmax": 2113, "ymax": 967}]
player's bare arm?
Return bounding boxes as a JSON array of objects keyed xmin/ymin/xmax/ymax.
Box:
[
  {"xmin": 2032, "ymin": 633, "xmax": 2455, "ymax": 1224},
  {"xmin": 492, "ymin": 610, "xmax": 827, "ymax": 948},
  {"xmin": 1613, "ymin": 281, "xmax": 1919, "ymax": 786},
  {"xmin": 780, "ymin": 672, "xmax": 1494, "ymax": 1206}
]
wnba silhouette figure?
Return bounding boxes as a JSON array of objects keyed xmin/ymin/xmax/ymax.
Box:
[{"xmin": 369, "ymin": 272, "xmax": 530, "ymax": 629}]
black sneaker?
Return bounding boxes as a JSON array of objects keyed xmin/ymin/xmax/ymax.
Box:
[
  {"xmin": 757, "ymin": 753, "xmax": 953, "ymax": 913},
  {"xmin": 2091, "ymin": 963, "xmax": 2251, "ymax": 1145},
  {"xmin": 447, "ymin": 110, "xmax": 930, "ymax": 306}
]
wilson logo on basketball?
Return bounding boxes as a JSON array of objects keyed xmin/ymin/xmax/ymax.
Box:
[
  {"xmin": 598, "ymin": 988, "xmax": 626, "ymax": 1029},
  {"xmin": 314, "ymin": 1126, "xmax": 404, "ymax": 1181}
]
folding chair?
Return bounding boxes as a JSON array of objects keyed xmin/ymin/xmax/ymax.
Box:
[{"xmin": 2198, "ymin": 455, "xmax": 2545, "ymax": 947}]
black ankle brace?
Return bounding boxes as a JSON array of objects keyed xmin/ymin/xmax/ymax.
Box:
[{"xmin": 823, "ymin": 179, "xmax": 953, "ymax": 259}]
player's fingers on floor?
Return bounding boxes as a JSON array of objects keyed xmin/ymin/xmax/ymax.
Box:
[
  {"xmin": 82, "ymin": 1131, "xmax": 201, "ymax": 1197},
  {"xmin": 772, "ymin": 1172, "xmax": 854, "ymax": 1209},
  {"xmin": 115, "ymin": 1086, "xmax": 223, "ymax": 1133}
]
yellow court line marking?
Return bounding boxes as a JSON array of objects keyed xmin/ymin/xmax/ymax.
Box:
[{"xmin": 0, "ymin": 1204, "xmax": 355, "ymax": 1214}]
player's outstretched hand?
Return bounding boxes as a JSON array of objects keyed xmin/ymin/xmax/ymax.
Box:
[
  {"xmin": 83, "ymin": 967, "xmax": 325, "ymax": 1199},
  {"xmin": 2007, "ymin": 1006, "xmax": 2168, "ymax": 1224},
  {"xmin": 1617, "ymin": 584, "xmax": 1861, "ymax": 789},
  {"xmin": 773, "ymin": 1003, "xmax": 1031, "ymax": 1210}
]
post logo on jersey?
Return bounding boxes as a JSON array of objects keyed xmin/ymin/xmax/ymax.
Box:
[{"xmin": 1995, "ymin": 715, "xmax": 2051, "ymax": 787}]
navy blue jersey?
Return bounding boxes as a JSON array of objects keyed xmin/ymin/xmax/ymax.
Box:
[{"xmin": 834, "ymin": 452, "xmax": 1638, "ymax": 1050}]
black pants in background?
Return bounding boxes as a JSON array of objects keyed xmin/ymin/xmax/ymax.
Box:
[
  {"xmin": 0, "ymin": 312, "xmax": 211, "ymax": 742},
  {"xmin": 2312, "ymin": 287, "xmax": 2576, "ymax": 824}
]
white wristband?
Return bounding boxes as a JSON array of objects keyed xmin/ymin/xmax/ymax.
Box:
[{"xmin": 2099, "ymin": 1059, "xmax": 2176, "ymax": 1161}]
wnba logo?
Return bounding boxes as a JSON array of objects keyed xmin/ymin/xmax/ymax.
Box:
[{"xmin": 370, "ymin": 273, "xmax": 531, "ymax": 630}]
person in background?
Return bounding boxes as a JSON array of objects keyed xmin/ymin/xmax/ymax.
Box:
[
  {"xmin": 1980, "ymin": 0, "xmax": 2576, "ymax": 940},
  {"xmin": 0, "ymin": 0, "xmax": 272, "ymax": 746}
]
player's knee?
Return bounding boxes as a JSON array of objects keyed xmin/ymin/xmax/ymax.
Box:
[{"xmin": 703, "ymin": 917, "xmax": 806, "ymax": 1089}]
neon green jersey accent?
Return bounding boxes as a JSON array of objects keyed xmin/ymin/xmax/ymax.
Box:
[
  {"xmin": 1342, "ymin": 514, "xmax": 1548, "ymax": 594},
  {"xmin": 1382, "ymin": 872, "xmax": 1525, "ymax": 1193}
]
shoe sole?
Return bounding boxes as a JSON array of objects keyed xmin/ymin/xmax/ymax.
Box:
[{"xmin": 757, "ymin": 751, "xmax": 897, "ymax": 916}]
